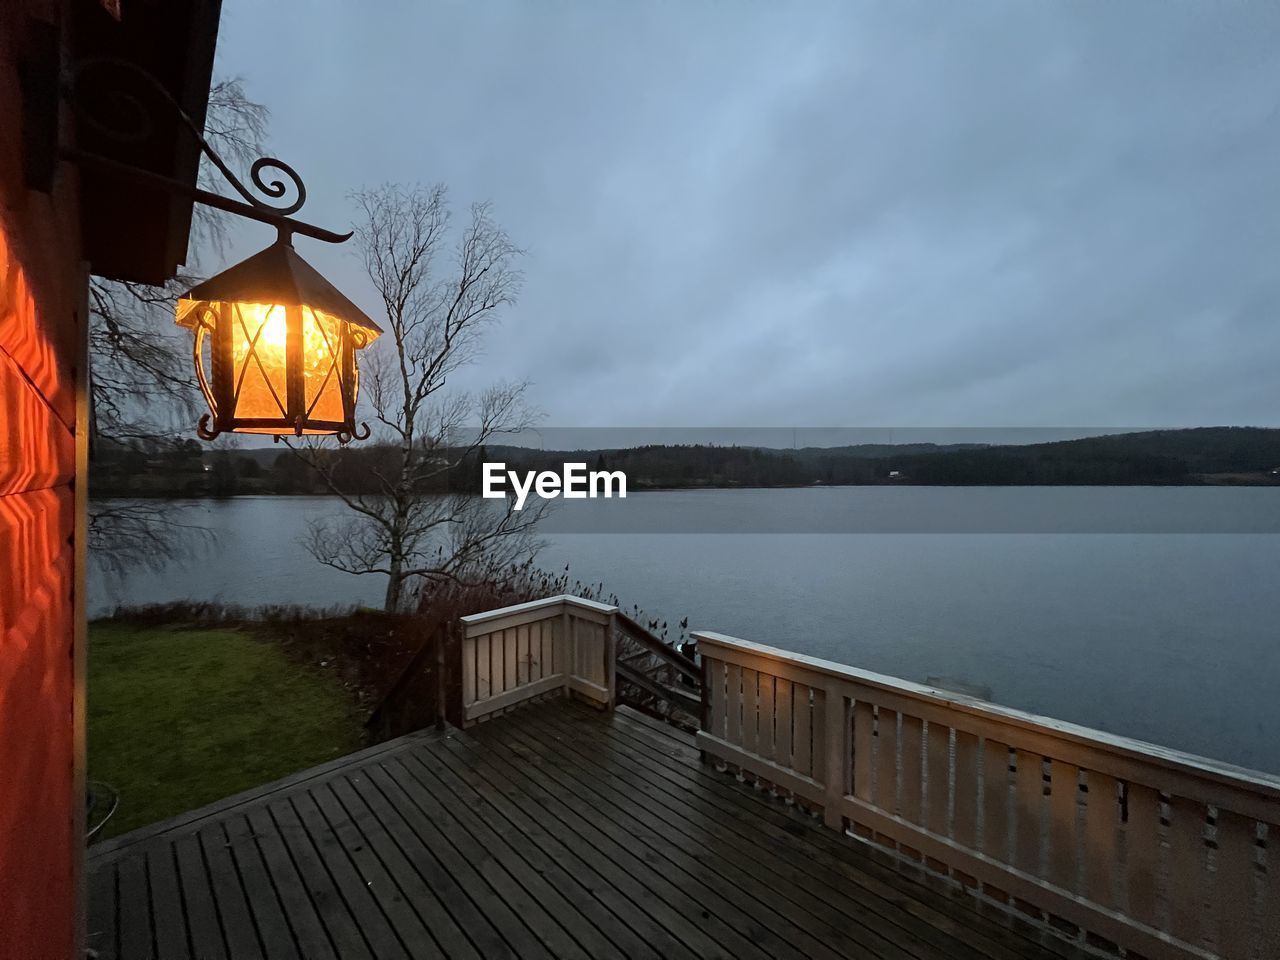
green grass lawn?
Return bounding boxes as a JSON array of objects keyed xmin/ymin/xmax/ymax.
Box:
[{"xmin": 88, "ymin": 623, "xmax": 363, "ymax": 841}]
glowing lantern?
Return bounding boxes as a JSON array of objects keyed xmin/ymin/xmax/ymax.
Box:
[{"xmin": 176, "ymin": 237, "xmax": 382, "ymax": 442}]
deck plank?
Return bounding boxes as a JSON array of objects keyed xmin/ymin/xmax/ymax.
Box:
[
  {"xmin": 115, "ymin": 854, "xmax": 152, "ymax": 960},
  {"xmin": 459, "ymin": 724, "xmax": 807, "ymax": 960},
  {"xmin": 418, "ymin": 736, "xmax": 704, "ymax": 960},
  {"xmin": 384, "ymin": 747, "xmax": 658, "ymax": 960},
  {"xmin": 533, "ymin": 703, "xmax": 1003, "ymax": 960},
  {"xmin": 331, "ymin": 769, "xmax": 507, "ymax": 960},
  {"xmin": 352, "ymin": 763, "xmax": 586, "ymax": 960},
  {"xmin": 200, "ymin": 821, "xmax": 266, "ymax": 960},
  {"xmin": 88, "ymin": 700, "xmax": 1096, "ymax": 960},
  {"xmin": 503, "ymin": 715, "xmax": 920, "ymax": 960},
  {"xmin": 523, "ymin": 708, "xmax": 941, "ymax": 960},
  {"xmin": 264, "ymin": 794, "xmax": 374, "ymax": 960},
  {"xmin": 288, "ymin": 788, "xmax": 411, "ymax": 959},
  {"xmin": 146, "ymin": 842, "xmax": 191, "ymax": 960},
  {"xmin": 307, "ymin": 781, "xmax": 443, "ymax": 959},
  {"xmin": 222, "ymin": 813, "xmax": 301, "ymax": 960},
  {"xmin": 173, "ymin": 830, "xmax": 228, "ymax": 960},
  {"xmin": 85, "ymin": 856, "xmax": 117, "ymax": 960},
  {"xmin": 608, "ymin": 703, "xmax": 1083, "ymax": 960},
  {"xmin": 242, "ymin": 804, "xmax": 338, "ymax": 960}
]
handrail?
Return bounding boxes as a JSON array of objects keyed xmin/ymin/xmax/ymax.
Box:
[
  {"xmin": 694, "ymin": 629, "xmax": 1280, "ymax": 960},
  {"xmin": 616, "ymin": 660, "xmax": 701, "ymax": 712},
  {"xmin": 616, "ymin": 610, "xmax": 700, "ymax": 684},
  {"xmin": 695, "ymin": 631, "xmax": 1280, "ymax": 800},
  {"xmin": 460, "ymin": 594, "xmax": 616, "ymax": 627}
]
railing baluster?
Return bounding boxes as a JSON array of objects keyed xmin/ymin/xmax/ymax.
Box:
[
  {"xmin": 852, "ymin": 700, "xmax": 874, "ymax": 803},
  {"xmin": 504, "ymin": 626, "xmax": 518, "ymax": 693},
  {"xmin": 1168, "ymin": 796, "xmax": 1208, "ymax": 947},
  {"xmin": 530, "ymin": 621, "xmax": 542, "ymax": 681},
  {"xmin": 726, "ymin": 663, "xmax": 743, "ymax": 746},
  {"xmin": 926, "ymin": 721, "xmax": 949, "ymax": 836},
  {"xmin": 812, "ymin": 688, "xmax": 828, "ymax": 784},
  {"xmin": 742, "ymin": 667, "xmax": 759, "ymax": 755},
  {"xmin": 478, "ymin": 631, "xmax": 493, "ymax": 699},
  {"xmin": 952, "ymin": 731, "xmax": 979, "ymax": 848},
  {"xmin": 793, "ymin": 686, "xmax": 812, "ymax": 776},
  {"xmin": 758, "ymin": 673, "xmax": 776, "ymax": 762},
  {"xmin": 1084, "ymin": 770, "xmax": 1120, "ymax": 910},
  {"xmin": 1014, "ymin": 750, "xmax": 1044, "ymax": 875},
  {"xmin": 462, "ymin": 630, "xmax": 477, "ymax": 707},
  {"xmin": 875, "ymin": 707, "xmax": 898, "ymax": 815},
  {"xmin": 541, "ymin": 618, "xmax": 552, "ymax": 678},
  {"xmin": 982, "ymin": 739, "xmax": 1011, "ymax": 862},
  {"xmin": 516, "ymin": 624, "xmax": 530, "ymax": 686},
  {"xmin": 823, "ymin": 690, "xmax": 848, "ymax": 830},
  {"xmin": 558, "ymin": 607, "xmax": 570, "ymax": 677},
  {"xmin": 1047, "ymin": 760, "xmax": 1080, "ymax": 893},
  {"xmin": 706, "ymin": 657, "xmax": 726, "ymax": 740},
  {"xmin": 1214, "ymin": 809, "xmax": 1256, "ymax": 959},
  {"xmin": 900, "ymin": 715, "xmax": 924, "ymax": 825},
  {"xmin": 775, "ymin": 680, "xmax": 793, "ymax": 769},
  {"xmin": 1125, "ymin": 783, "xmax": 1161, "ymax": 929}
]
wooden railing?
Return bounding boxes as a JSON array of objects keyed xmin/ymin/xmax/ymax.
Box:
[
  {"xmin": 614, "ymin": 610, "xmax": 702, "ymax": 724},
  {"xmin": 695, "ymin": 630, "xmax": 1280, "ymax": 960},
  {"xmin": 460, "ymin": 595, "xmax": 617, "ymax": 723}
]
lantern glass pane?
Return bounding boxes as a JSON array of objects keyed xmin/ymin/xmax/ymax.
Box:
[
  {"xmin": 231, "ymin": 302, "xmax": 289, "ymax": 423},
  {"xmin": 302, "ymin": 307, "xmax": 345, "ymax": 423}
]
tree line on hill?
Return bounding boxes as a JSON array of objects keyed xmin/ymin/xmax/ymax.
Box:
[{"xmin": 89, "ymin": 427, "xmax": 1280, "ymax": 498}]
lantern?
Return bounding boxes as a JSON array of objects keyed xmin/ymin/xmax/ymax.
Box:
[{"xmin": 176, "ymin": 236, "xmax": 382, "ymax": 442}]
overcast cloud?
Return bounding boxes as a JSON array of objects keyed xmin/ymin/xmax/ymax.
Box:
[{"xmin": 212, "ymin": 0, "xmax": 1280, "ymax": 429}]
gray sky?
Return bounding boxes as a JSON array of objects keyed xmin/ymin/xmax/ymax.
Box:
[{"xmin": 212, "ymin": 0, "xmax": 1280, "ymax": 430}]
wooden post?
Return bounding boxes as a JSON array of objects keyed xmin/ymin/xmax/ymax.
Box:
[
  {"xmin": 699, "ymin": 649, "xmax": 711, "ymax": 765},
  {"xmin": 560, "ymin": 604, "xmax": 572, "ymax": 699},
  {"xmin": 605, "ymin": 611, "xmax": 618, "ymax": 711},
  {"xmin": 823, "ymin": 684, "xmax": 850, "ymax": 832}
]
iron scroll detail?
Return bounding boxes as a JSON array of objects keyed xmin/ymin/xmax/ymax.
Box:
[{"xmin": 59, "ymin": 57, "xmax": 349, "ymax": 243}]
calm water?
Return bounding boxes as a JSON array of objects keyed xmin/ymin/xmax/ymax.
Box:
[{"xmin": 89, "ymin": 490, "xmax": 1280, "ymax": 773}]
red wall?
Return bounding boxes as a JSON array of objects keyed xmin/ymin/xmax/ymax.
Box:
[{"xmin": 1, "ymin": 3, "xmax": 88, "ymax": 958}]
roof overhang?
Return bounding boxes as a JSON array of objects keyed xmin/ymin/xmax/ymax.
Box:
[{"xmin": 70, "ymin": 0, "xmax": 223, "ymax": 285}]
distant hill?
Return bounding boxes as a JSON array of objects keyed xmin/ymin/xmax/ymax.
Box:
[
  {"xmin": 791, "ymin": 443, "xmax": 990, "ymax": 459},
  {"xmin": 90, "ymin": 427, "xmax": 1280, "ymax": 497},
  {"xmin": 876, "ymin": 427, "xmax": 1280, "ymax": 486},
  {"xmin": 477, "ymin": 428, "xmax": 1280, "ymax": 488}
]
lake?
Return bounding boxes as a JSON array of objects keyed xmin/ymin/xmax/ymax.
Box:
[{"xmin": 88, "ymin": 489, "xmax": 1280, "ymax": 773}]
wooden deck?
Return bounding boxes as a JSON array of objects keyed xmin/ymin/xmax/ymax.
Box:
[{"xmin": 87, "ymin": 700, "xmax": 1093, "ymax": 960}]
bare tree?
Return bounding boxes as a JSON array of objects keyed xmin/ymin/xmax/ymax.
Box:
[
  {"xmin": 89, "ymin": 78, "xmax": 268, "ymax": 571},
  {"xmin": 297, "ymin": 184, "xmax": 545, "ymax": 611}
]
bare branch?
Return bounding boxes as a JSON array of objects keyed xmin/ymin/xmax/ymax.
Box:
[{"xmin": 300, "ymin": 184, "xmax": 535, "ymax": 610}]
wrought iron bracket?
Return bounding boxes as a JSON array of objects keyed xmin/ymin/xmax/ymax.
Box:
[{"xmin": 26, "ymin": 55, "xmax": 351, "ymax": 246}]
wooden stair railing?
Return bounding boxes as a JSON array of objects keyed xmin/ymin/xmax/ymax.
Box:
[{"xmin": 613, "ymin": 611, "xmax": 702, "ymax": 725}]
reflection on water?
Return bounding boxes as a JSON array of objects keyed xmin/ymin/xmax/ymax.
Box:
[{"xmin": 89, "ymin": 492, "xmax": 1280, "ymax": 773}]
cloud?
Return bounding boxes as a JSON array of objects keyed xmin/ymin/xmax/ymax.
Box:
[{"xmin": 213, "ymin": 0, "xmax": 1280, "ymax": 428}]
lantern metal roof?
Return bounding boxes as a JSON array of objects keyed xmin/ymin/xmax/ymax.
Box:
[{"xmin": 178, "ymin": 239, "xmax": 383, "ymax": 338}]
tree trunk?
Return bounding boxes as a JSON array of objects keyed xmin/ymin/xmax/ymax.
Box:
[{"xmin": 384, "ymin": 556, "xmax": 404, "ymax": 612}]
